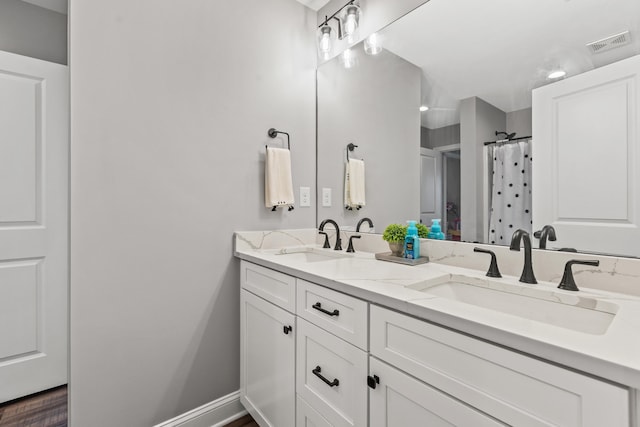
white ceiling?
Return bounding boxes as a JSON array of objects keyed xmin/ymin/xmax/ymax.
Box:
[
  {"xmin": 381, "ymin": 0, "xmax": 640, "ymax": 129},
  {"xmin": 295, "ymin": 0, "xmax": 330, "ymax": 12},
  {"xmin": 21, "ymin": 0, "xmax": 67, "ymax": 15}
]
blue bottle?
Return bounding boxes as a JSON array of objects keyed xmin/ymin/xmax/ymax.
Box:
[
  {"xmin": 404, "ymin": 220, "xmax": 420, "ymax": 259},
  {"xmin": 428, "ymin": 219, "xmax": 445, "ymax": 240}
]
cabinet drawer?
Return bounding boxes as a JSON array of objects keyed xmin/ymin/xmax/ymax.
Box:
[
  {"xmin": 369, "ymin": 357, "xmax": 504, "ymax": 427},
  {"xmin": 296, "ymin": 395, "xmax": 333, "ymax": 427},
  {"xmin": 297, "ymin": 279, "xmax": 368, "ymax": 350},
  {"xmin": 241, "ymin": 260, "xmax": 296, "ymax": 312},
  {"xmin": 370, "ymin": 305, "xmax": 629, "ymax": 427},
  {"xmin": 297, "ymin": 318, "xmax": 368, "ymax": 427}
]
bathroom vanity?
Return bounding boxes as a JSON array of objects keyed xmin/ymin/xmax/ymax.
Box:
[{"xmin": 235, "ymin": 229, "xmax": 640, "ymax": 427}]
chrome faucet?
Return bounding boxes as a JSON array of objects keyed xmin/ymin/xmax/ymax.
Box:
[
  {"xmin": 319, "ymin": 219, "xmax": 342, "ymax": 251},
  {"xmin": 356, "ymin": 217, "xmax": 374, "ymax": 233},
  {"xmin": 509, "ymin": 229, "xmax": 537, "ymax": 284},
  {"xmin": 533, "ymin": 225, "xmax": 557, "ymax": 249}
]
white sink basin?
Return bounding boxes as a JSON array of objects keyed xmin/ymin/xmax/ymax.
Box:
[
  {"xmin": 269, "ymin": 247, "xmax": 353, "ymax": 263},
  {"xmin": 409, "ymin": 275, "xmax": 618, "ymax": 335}
]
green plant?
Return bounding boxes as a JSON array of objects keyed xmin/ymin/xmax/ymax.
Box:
[
  {"xmin": 382, "ymin": 224, "xmax": 407, "ymax": 242},
  {"xmin": 416, "ymin": 223, "xmax": 429, "ymax": 238}
]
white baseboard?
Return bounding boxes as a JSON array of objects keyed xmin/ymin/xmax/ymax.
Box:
[{"xmin": 154, "ymin": 390, "xmax": 247, "ymax": 427}]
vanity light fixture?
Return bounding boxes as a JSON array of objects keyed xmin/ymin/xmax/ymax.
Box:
[
  {"xmin": 419, "ymin": 105, "xmax": 429, "ymax": 112},
  {"xmin": 317, "ymin": 23, "xmax": 333, "ymax": 59},
  {"xmin": 364, "ymin": 33, "xmax": 382, "ymax": 55},
  {"xmin": 317, "ymin": 1, "xmax": 361, "ymax": 59},
  {"xmin": 547, "ymin": 70, "xmax": 567, "ymax": 79},
  {"xmin": 341, "ymin": 3, "xmax": 361, "ymax": 43}
]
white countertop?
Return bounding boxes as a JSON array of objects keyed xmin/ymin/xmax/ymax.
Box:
[{"xmin": 234, "ymin": 230, "xmax": 640, "ymax": 389}]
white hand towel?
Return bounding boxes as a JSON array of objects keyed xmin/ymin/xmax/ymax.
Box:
[
  {"xmin": 344, "ymin": 162, "xmax": 352, "ymax": 208},
  {"xmin": 349, "ymin": 158, "xmax": 366, "ymax": 207},
  {"xmin": 344, "ymin": 159, "xmax": 366, "ymax": 209},
  {"xmin": 265, "ymin": 147, "xmax": 295, "ymax": 209}
]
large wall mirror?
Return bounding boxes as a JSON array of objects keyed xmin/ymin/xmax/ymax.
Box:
[{"xmin": 317, "ymin": 0, "xmax": 640, "ymax": 257}]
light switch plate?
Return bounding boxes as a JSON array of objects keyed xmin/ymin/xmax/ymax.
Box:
[
  {"xmin": 300, "ymin": 187, "xmax": 311, "ymax": 207},
  {"xmin": 322, "ymin": 188, "xmax": 332, "ymax": 207}
]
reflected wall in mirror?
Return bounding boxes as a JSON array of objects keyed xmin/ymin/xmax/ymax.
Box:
[{"xmin": 316, "ymin": 0, "xmax": 640, "ymax": 257}]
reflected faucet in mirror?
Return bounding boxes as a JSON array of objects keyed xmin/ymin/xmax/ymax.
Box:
[
  {"xmin": 319, "ymin": 219, "xmax": 342, "ymax": 250},
  {"xmin": 534, "ymin": 225, "xmax": 557, "ymax": 250},
  {"xmin": 509, "ymin": 229, "xmax": 537, "ymax": 284}
]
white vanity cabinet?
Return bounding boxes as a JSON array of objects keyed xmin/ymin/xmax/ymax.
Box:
[
  {"xmin": 240, "ymin": 259, "xmax": 632, "ymax": 426},
  {"xmin": 370, "ymin": 305, "xmax": 630, "ymax": 427},
  {"xmin": 240, "ymin": 262, "xmax": 296, "ymax": 427}
]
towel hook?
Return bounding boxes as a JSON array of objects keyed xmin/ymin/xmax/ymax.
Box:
[
  {"xmin": 346, "ymin": 142, "xmax": 358, "ymax": 161},
  {"xmin": 267, "ymin": 128, "xmax": 290, "ymax": 150}
]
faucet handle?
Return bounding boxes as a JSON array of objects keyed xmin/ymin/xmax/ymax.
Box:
[
  {"xmin": 319, "ymin": 231, "xmax": 330, "ymax": 249},
  {"xmin": 558, "ymin": 259, "xmax": 600, "ymax": 291},
  {"xmin": 346, "ymin": 235, "xmax": 361, "ymax": 253},
  {"xmin": 474, "ymin": 247, "xmax": 502, "ymax": 278},
  {"xmin": 334, "ymin": 236, "xmax": 342, "ymax": 251}
]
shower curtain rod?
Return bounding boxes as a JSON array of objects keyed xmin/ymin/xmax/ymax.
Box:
[{"xmin": 483, "ymin": 135, "xmax": 532, "ymax": 146}]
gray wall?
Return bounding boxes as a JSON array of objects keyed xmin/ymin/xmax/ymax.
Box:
[
  {"xmin": 460, "ymin": 97, "xmax": 506, "ymax": 242},
  {"xmin": 317, "ymin": 47, "xmax": 421, "ymax": 229},
  {"xmin": 0, "ymin": 0, "xmax": 67, "ymax": 64},
  {"xmin": 421, "ymin": 123, "xmax": 460, "ymax": 149},
  {"xmin": 69, "ymin": 0, "xmax": 316, "ymax": 425},
  {"xmin": 506, "ymin": 107, "xmax": 532, "ymax": 138}
]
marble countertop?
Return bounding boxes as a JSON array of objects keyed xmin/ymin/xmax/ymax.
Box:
[{"xmin": 234, "ymin": 229, "xmax": 640, "ymax": 389}]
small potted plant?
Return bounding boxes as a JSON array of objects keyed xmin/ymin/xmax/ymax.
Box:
[
  {"xmin": 383, "ymin": 223, "xmax": 430, "ymax": 257},
  {"xmin": 382, "ymin": 224, "xmax": 406, "ymax": 256}
]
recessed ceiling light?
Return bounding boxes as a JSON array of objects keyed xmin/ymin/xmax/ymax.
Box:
[
  {"xmin": 548, "ymin": 70, "xmax": 566, "ymax": 79},
  {"xmin": 419, "ymin": 105, "xmax": 429, "ymax": 112}
]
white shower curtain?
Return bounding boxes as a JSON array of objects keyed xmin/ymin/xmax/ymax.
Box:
[{"xmin": 488, "ymin": 140, "xmax": 532, "ymax": 245}]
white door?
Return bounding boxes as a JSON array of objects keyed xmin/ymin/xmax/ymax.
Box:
[
  {"xmin": 240, "ymin": 290, "xmax": 295, "ymax": 427},
  {"xmin": 369, "ymin": 357, "xmax": 503, "ymax": 427},
  {"xmin": 0, "ymin": 51, "xmax": 68, "ymax": 402},
  {"xmin": 420, "ymin": 147, "xmax": 443, "ymax": 225},
  {"xmin": 533, "ymin": 54, "xmax": 640, "ymax": 256}
]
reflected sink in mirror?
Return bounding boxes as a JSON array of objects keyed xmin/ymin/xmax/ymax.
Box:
[
  {"xmin": 409, "ymin": 275, "xmax": 618, "ymax": 335},
  {"xmin": 268, "ymin": 247, "xmax": 354, "ymax": 263}
]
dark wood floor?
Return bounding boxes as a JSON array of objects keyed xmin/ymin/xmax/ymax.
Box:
[
  {"xmin": 0, "ymin": 386, "xmax": 257, "ymax": 427},
  {"xmin": 0, "ymin": 386, "xmax": 67, "ymax": 427},
  {"xmin": 224, "ymin": 414, "xmax": 259, "ymax": 427}
]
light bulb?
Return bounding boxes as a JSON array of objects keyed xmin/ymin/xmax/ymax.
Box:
[
  {"xmin": 317, "ymin": 25, "xmax": 332, "ymax": 59},
  {"xmin": 419, "ymin": 105, "xmax": 429, "ymax": 112},
  {"xmin": 364, "ymin": 33, "xmax": 382, "ymax": 55},
  {"xmin": 341, "ymin": 49, "xmax": 357, "ymax": 69},
  {"xmin": 342, "ymin": 5, "xmax": 360, "ymax": 43}
]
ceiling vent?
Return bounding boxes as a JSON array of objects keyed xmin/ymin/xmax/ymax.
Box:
[{"xmin": 587, "ymin": 31, "xmax": 631, "ymax": 54}]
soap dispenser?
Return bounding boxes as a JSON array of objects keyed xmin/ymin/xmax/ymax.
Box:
[
  {"xmin": 428, "ymin": 219, "xmax": 445, "ymax": 240},
  {"xmin": 404, "ymin": 220, "xmax": 420, "ymax": 259}
]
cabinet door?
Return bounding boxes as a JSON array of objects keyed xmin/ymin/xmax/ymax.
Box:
[
  {"xmin": 297, "ymin": 318, "xmax": 368, "ymax": 427},
  {"xmin": 532, "ymin": 54, "xmax": 640, "ymax": 256},
  {"xmin": 297, "ymin": 395, "xmax": 333, "ymax": 427},
  {"xmin": 369, "ymin": 358, "xmax": 504, "ymax": 427},
  {"xmin": 240, "ymin": 290, "xmax": 295, "ymax": 427}
]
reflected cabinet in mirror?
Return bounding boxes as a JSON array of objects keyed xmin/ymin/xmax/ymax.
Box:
[{"xmin": 316, "ymin": 0, "xmax": 640, "ymax": 257}]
